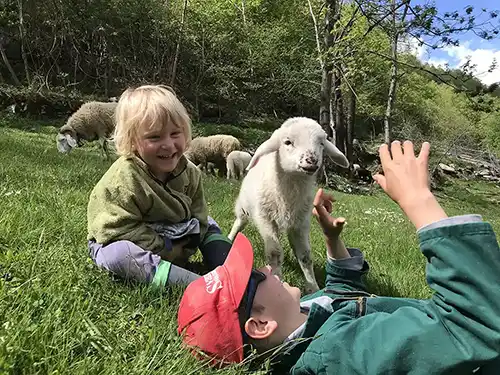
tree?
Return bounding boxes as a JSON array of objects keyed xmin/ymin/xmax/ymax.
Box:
[{"xmin": 357, "ymin": 0, "xmax": 500, "ymax": 144}]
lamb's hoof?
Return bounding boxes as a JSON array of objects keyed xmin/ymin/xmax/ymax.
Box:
[{"xmin": 304, "ymin": 282, "xmax": 320, "ymax": 295}]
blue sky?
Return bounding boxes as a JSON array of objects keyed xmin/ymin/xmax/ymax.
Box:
[{"xmin": 408, "ymin": 0, "xmax": 500, "ymax": 85}]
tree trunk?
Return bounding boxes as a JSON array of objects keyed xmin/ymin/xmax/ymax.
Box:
[
  {"xmin": 18, "ymin": 0, "xmax": 30, "ymax": 85},
  {"xmin": 333, "ymin": 69, "xmax": 345, "ymax": 154},
  {"xmin": 384, "ymin": 0, "xmax": 409, "ymax": 144},
  {"xmin": 0, "ymin": 41, "xmax": 21, "ymax": 86},
  {"xmin": 170, "ymin": 0, "xmax": 188, "ymax": 86},
  {"xmin": 318, "ymin": 0, "xmax": 334, "ymax": 137},
  {"xmin": 346, "ymin": 88, "xmax": 356, "ymax": 165}
]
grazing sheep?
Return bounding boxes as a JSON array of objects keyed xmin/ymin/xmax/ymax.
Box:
[
  {"xmin": 226, "ymin": 150, "xmax": 252, "ymax": 180},
  {"xmin": 228, "ymin": 117, "xmax": 349, "ymax": 293},
  {"xmin": 56, "ymin": 101, "xmax": 117, "ymax": 160},
  {"xmin": 184, "ymin": 134, "xmax": 241, "ymax": 177}
]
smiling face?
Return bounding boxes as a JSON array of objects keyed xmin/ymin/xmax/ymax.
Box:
[
  {"xmin": 113, "ymin": 85, "xmax": 192, "ymax": 163},
  {"xmin": 134, "ymin": 121, "xmax": 186, "ymax": 181},
  {"xmin": 277, "ymin": 120, "xmax": 328, "ymax": 175}
]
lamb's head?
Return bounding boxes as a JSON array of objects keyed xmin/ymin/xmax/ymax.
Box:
[
  {"xmin": 56, "ymin": 132, "xmax": 78, "ymax": 154},
  {"xmin": 246, "ymin": 117, "xmax": 349, "ymax": 174}
]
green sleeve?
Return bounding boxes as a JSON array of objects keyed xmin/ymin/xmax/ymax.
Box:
[
  {"xmin": 293, "ymin": 223, "xmax": 500, "ymax": 374},
  {"xmin": 87, "ymin": 184, "xmax": 165, "ymax": 252},
  {"xmin": 324, "ymin": 248, "xmax": 369, "ymax": 293},
  {"xmin": 187, "ymin": 166, "xmax": 209, "ymax": 240}
]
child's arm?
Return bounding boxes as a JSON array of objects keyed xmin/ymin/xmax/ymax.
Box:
[
  {"xmin": 312, "ymin": 189, "xmax": 369, "ymax": 292},
  {"xmin": 293, "ymin": 141, "xmax": 500, "ymax": 374},
  {"xmin": 293, "ymin": 220, "xmax": 500, "ymax": 375},
  {"xmin": 185, "ymin": 166, "xmax": 209, "ymax": 240},
  {"xmin": 88, "ymin": 184, "xmax": 166, "ymax": 253}
]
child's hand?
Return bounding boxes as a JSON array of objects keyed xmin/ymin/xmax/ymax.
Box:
[
  {"xmin": 312, "ymin": 188, "xmax": 346, "ymax": 239},
  {"xmin": 372, "ymin": 141, "xmax": 431, "ymax": 208},
  {"xmin": 373, "ymin": 140, "xmax": 447, "ymax": 229}
]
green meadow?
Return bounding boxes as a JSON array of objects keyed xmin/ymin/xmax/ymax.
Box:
[{"xmin": 1, "ymin": 118, "xmax": 499, "ymax": 374}]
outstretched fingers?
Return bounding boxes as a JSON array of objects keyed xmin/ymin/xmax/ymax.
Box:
[{"xmin": 418, "ymin": 141, "xmax": 431, "ymax": 165}]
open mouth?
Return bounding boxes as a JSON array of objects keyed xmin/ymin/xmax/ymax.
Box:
[
  {"xmin": 300, "ymin": 166, "xmax": 318, "ymax": 174},
  {"xmin": 158, "ymin": 154, "xmax": 175, "ymax": 160}
]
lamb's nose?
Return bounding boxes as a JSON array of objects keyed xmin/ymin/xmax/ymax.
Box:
[{"xmin": 306, "ymin": 156, "xmax": 318, "ymax": 165}]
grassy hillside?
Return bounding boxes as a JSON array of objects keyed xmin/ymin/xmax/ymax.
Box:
[{"xmin": 1, "ymin": 119, "xmax": 499, "ymax": 374}]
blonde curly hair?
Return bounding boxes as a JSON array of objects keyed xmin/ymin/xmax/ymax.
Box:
[{"xmin": 113, "ymin": 85, "xmax": 192, "ymax": 157}]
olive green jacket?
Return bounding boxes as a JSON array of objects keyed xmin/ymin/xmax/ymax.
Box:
[{"xmin": 87, "ymin": 154, "xmax": 208, "ymax": 263}]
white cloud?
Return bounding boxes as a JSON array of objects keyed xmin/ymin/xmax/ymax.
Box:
[
  {"xmin": 407, "ymin": 38, "xmax": 500, "ymax": 85},
  {"xmin": 399, "ymin": 37, "xmax": 429, "ymax": 60},
  {"xmin": 427, "ymin": 58, "xmax": 449, "ymax": 69},
  {"xmin": 441, "ymin": 42, "xmax": 499, "ymax": 85}
]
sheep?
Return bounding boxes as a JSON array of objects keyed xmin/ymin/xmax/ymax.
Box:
[
  {"xmin": 56, "ymin": 101, "xmax": 117, "ymax": 160},
  {"xmin": 226, "ymin": 150, "xmax": 252, "ymax": 180},
  {"xmin": 184, "ymin": 134, "xmax": 241, "ymax": 178},
  {"xmin": 228, "ymin": 117, "xmax": 349, "ymax": 293}
]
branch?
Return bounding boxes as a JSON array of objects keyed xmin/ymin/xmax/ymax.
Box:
[
  {"xmin": 365, "ymin": 49, "xmax": 467, "ymax": 92},
  {"xmin": 307, "ymin": 0, "xmax": 323, "ymax": 69},
  {"xmin": 354, "ymin": 0, "xmax": 408, "ymax": 37},
  {"xmin": 335, "ymin": 5, "xmax": 361, "ymax": 43}
]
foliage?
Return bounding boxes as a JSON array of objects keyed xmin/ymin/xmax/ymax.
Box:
[{"xmin": 0, "ymin": 0, "xmax": 498, "ymax": 152}]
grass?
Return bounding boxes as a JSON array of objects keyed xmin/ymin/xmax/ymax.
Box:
[{"xmin": 1, "ymin": 116, "xmax": 500, "ymax": 374}]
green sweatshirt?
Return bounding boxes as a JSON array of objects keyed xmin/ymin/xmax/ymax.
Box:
[
  {"xmin": 268, "ymin": 221, "xmax": 500, "ymax": 374},
  {"xmin": 87, "ymin": 154, "xmax": 209, "ymax": 264}
]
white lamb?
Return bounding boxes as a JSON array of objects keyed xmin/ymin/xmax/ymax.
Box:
[
  {"xmin": 184, "ymin": 134, "xmax": 241, "ymax": 177},
  {"xmin": 56, "ymin": 101, "xmax": 117, "ymax": 160},
  {"xmin": 228, "ymin": 117, "xmax": 349, "ymax": 293},
  {"xmin": 226, "ymin": 150, "xmax": 252, "ymax": 180}
]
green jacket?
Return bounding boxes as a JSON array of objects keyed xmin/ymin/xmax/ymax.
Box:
[
  {"xmin": 269, "ymin": 220, "xmax": 500, "ymax": 375},
  {"xmin": 87, "ymin": 154, "xmax": 209, "ymax": 263}
]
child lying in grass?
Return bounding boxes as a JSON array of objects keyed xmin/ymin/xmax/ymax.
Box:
[
  {"xmin": 87, "ymin": 85, "xmax": 232, "ymax": 288},
  {"xmin": 177, "ymin": 140, "xmax": 500, "ymax": 374}
]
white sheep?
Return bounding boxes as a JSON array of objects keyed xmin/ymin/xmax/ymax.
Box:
[
  {"xmin": 56, "ymin": 101, "xmax": 117, "ymax": 160},
  {"xmin": 226, "ymin": 150, "xmax": 252, "ymax": 180},
  {"xmin": 184, "ymin": 134, "xmax": 241, "ymax": 177},
  {"xmin": 228, "ymin": 117, "xmax": 349, "ymax": 293}
]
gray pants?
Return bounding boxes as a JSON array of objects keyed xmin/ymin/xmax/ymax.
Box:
[
  {"xmin": 88, "ymin": 224, "xmax": 232, "ymax": 286},
  {"xmin": 89, "ymin": 240, "xmax": 162, "ymax": 283}
]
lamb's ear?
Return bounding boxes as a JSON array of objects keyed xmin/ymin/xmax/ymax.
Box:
[
  {"xmin": 324, "ymin": 140, "xmax": 349, "ymax": 168},
  {"xmin": 246, "ymin": 133, "xmax": 280, "ymax": 171},
  {"xmin": 65, "ymin": 133, "xmax": 78, "ymax": 148},
  {"xmin": 56, "ymin": 135, "xmax": 67, "ymax": 153}
]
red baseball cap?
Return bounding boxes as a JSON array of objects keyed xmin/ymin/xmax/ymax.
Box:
[{"xmin": 177, "ymin": 232, "xmax": 254, "ymax": 365}]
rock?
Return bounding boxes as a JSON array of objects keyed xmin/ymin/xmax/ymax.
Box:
[{"xmin": 439, "ymin": 163, "xmax": 456, "ymax": 175}]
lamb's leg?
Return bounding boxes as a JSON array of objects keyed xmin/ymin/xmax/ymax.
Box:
[
  {"xmin": 103, "ymin": 138, "xmax": 109, "ymax": 160},
  {"xmin": 287, "ymin": 227, "xmax": 320, "ymax": 294},
  {"xmin": 226, "ymin": 160, "xmax": 232, "ymax": 180},
  {"xmin": 98, "ymin": 137, "xmax": 109, "ymax": 160},
  {"xmin": 254, "ymin": 216, "xmax": 284, "ymax": 277},
  {"xmin": 228, "ymin": 202, "xmax": 249, "ymax": 241}
]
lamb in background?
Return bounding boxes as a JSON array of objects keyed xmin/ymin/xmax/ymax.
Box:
[
  {"xmin": 226, "ymin": 150, "xmax": 252, "ymax": 180},
  {"xmin": 228, "ymin": 117, "xmax": 349, "ymax": 293},
  {"xmin": 184, "ymin": 134, "xmax": 241, "ymax": 177},
  {"xmin": 56, "ymin": 101, "xmax": 117, "ymax": 160}
]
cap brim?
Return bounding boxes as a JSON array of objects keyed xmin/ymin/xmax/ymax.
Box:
[{"xmin": 223, "ymin": 233, "xmax": 254, "ymax": 308}]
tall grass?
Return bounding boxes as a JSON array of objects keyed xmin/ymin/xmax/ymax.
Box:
[{"xmin": 1, "ymin": 119, "xmax": 499, "ymax": 374}]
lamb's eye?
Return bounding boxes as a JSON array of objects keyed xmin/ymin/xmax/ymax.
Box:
[{"xmin": 284, "ymin": 139, "xmax": 293, "ymax": 146}]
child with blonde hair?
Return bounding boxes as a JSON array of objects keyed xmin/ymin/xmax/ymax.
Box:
[{"xmin": 87, "ymin": 85, "xmax": 232, "ymax": 287}]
